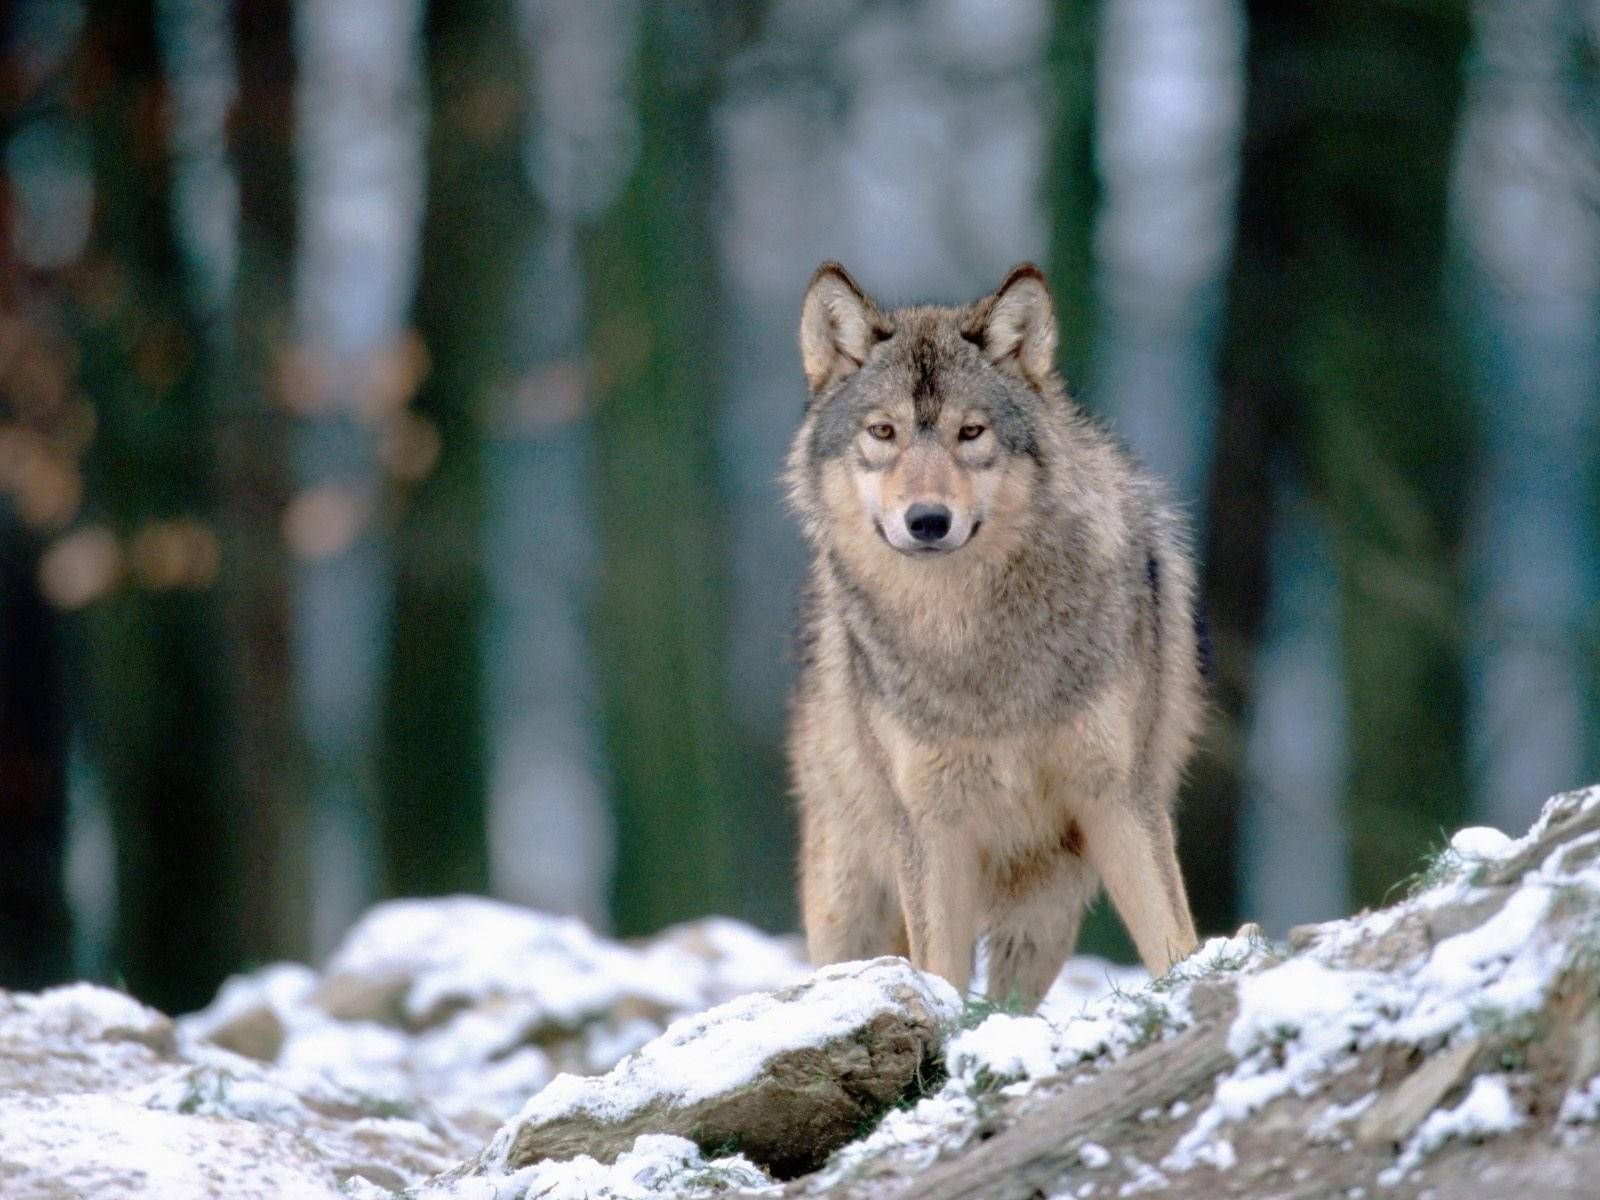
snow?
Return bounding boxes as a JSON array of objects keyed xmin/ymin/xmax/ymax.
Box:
[
  {"xmin": 1078, "ymin": 1140, "xmax": 1112, "ymax": 1168},
  {"xmin": 414, "ymin": 1134, "xmax": 777, "ymax": 1200},
  {"xmin": 1392, "ymin": 884, "xmax": 1556, "ymax": 1043},
  {"xmin": 321, "ymin": 896, "xmax": 704, "ymax": 1026},
  {"xmin": 945, "ymin": 1013, "xmax": 1058, "ymax": 1086},
  {"xmin": 0, "ymin": 1092, "xmax": 350, "ymax": 1199},
  {"xmin": 1559, "ymin": 1076, "xmax": 1600, "ymax": 1125},
  {"xmin": 183, "ymin": 961, "xmax": 317, "ymax": 1041},
  {"xmin": 12, "ymin": 786, "xmax": 1600, "ymax": 1198},
  {"xmin": 1450, "ymin": 826, "xmax": 1515, "ymax": 860},
  {"xmin": 1309, "ymin": 1093, "xmax": 1377, "ymax": 1142},
  {"xmin": 132, "ymin": 1063, "xmax": 308, "ymax": 1126},
  {"xmin": 1155, "ymin": 789, "xmax": 1600, "ymax": 1177},
  {"xmin": 1117, "ymin": 1156, "xmax": 1171, "ymax": 1194},
  {"xmin": 1226, "ymin": 956, "xmax": 1368, "ymax": 1058},
  {"xmin": 809, "ymin": 936, "xmax": 1274, "ymax": 1191},
  {"xmin": 14, "ymin": 981, "xmax": 172, "ymax": 1043}
]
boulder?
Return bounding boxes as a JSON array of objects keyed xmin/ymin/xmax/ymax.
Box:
[{"xmin": 478, "ymin": 957, "xmax": 962, "ymax": 1179}]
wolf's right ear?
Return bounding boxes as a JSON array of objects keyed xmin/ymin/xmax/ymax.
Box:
[{"xmin": 799, "ymin": 263, "xmax": 883, "ymax": 397}]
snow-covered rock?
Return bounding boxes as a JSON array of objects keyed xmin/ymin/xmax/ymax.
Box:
[
  {"xmin": 181, "ymin": 901, "xmax": 813, "ymax": 1137},
  {"xmin": 11, "ymin": 785, "xmax": 1600, "ymax": 1199},
  {"xmin": 0, "ymin": 983, "xmax": 463, "ymax": 1198},
  {"xmin": 467, "ymin": 956, "xmax": 961, "ymax": 1180}
]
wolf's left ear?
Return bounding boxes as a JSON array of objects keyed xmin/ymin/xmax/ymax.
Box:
[
  {"xmin": 799, "ymin": 262, "xmax": 882, "ymax": 397},
  {"xmin": 965, "ymin": 264, "xmax": 1058, "ymax": 387}
]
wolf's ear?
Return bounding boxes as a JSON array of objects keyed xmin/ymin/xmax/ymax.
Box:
[
  {"xmin": 799, "ymin": 262, "xmax": 882, "ymax": 396},
  {"xmin": 965, "ymin": 263, "xmax": 1058, "ymax": 387}
]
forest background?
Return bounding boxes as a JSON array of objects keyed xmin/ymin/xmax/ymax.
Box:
[{"xmin": 1, "ymin": 0, "xmax": 1596, "ymax": 1014}]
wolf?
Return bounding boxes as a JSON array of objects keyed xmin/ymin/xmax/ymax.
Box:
[{"xmin": 785, "ymin": 261, "xmax": 1202, "ymax": 1004}]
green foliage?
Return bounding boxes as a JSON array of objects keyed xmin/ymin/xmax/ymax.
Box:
[{"xmin": 1384, "ymin": 834, "xmax": 1499, "ymax": 904}]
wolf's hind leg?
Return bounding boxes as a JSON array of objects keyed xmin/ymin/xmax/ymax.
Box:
[
  {"xmin": 1082, "ymin": 799, "xmax": 1197, "ymax": 976},
  {"xmin": 984, "ymin": 858, "xmax": 1099, "ymax": 1008},
  {"xmin": 802, "ymin": 834, "xmax": 907, "ymax": 965}
]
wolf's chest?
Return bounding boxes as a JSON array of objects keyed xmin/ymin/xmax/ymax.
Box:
[{"xmin": 840, "ymin": 585, "xmax": 1125, "ymax": 740}]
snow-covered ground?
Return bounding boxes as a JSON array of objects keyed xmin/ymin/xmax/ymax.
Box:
[{"xmin": 7, "ymin": 785, "xmax": 1600, "ymax": 1199}]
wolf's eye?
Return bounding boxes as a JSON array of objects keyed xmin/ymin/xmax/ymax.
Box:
[
  {"xmin": 867, "ymin": 422, "xmax": 895, "ymax": 441},
  {"xmin": 958, "ymin": 424, "xmax": 986, "ymax": 442}
]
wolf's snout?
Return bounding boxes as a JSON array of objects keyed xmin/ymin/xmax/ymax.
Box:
[{"xmin": 905, "ymin": 503, "xmax": 952, "ymax": 544}]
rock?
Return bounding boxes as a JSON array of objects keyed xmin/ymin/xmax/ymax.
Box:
[
  {"xmin": 1356, "ymin": 1037, "xmax": 1481, "ymax": 1145},
  {"xmin": 476, "ymin": 957, "xmax": 962, "ymax": 1180},
  {"xmin": 200, "ymin": 1002, "xmax": 286, "ymax": 1063}
]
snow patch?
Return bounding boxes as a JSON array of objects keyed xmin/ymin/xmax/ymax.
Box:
[
  {"xmin": 945, "ymin": 1012, "xmax": 1058, "ymax": 1088},
  {"xmin": 1118, "ymin": 1156, "xmax": 1171, "ymax": 1194},
  {"xmin": 132, "ymin": 1063, "xmax": 307, "ymax": 1126},
  {"xmin": 1559, "ymin": 1075, "xmax": 1600, "ymax": 1125},
  {"xmin": 1078, "ymin": 1140, "xmax": 1111, "ymax": 1168},
  {"xmin": 15, "ymin": 982, "xmax": 171, "ymax": 1044},
  {"xmin": 1164, "ymin": 793, "xmax": 1600, "ymax": 1172},
  {"xmin": 1450, "ymin": 826, "xmax": 1515, "ymax": 860}
]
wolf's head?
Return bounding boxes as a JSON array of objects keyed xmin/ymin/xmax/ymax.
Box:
[{"xmin": 787, "ymin": 262, "xmax": 1065, "ymax": 563}]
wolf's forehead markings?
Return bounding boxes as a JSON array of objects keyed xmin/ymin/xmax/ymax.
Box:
[{"xmin": 910, "ymin": 334, "xmax": 943, "ymax": 428}]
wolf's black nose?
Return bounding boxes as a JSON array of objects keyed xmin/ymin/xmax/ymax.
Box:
[{"xmin": 905, "ymin": 503, "xmax": 952, "ymax": 543}]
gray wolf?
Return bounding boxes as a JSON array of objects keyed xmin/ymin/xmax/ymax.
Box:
[{"xmin": 786, "ymin": 261, "xmax": 1202, "ymax": 1003}]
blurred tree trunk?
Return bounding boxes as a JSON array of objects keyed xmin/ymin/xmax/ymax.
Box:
[
  {"xmin": 74, "ymin": 0, "xmax": 245, "ymax": 1012},
  {"xmin": 0, "ymin": 0, "xmax": 76, "ymax": 990},
  {"xmin": 1213, "ymin": 0, "xmax": 1473, "ymax": 909},
  {"xmin": 1455, "ymin": 0, "xmax": 1600, "ymax": 835},
  {"xmin": 379, "ymin": 0, "xmax": 528, "ymax": 897},
  {"xmin": 218, "ymin": 0, "xmax": 308, "ymax": 962},
  {"xmin": 1046, "ymin": 0, "xmax": 1130, "ymax": 958},
  {"xmin": 1045, "ymin": 0, "xmax": 1099, "ymax": 391},
  {"xmin": 1051, "ymin": 0, "xmax": 1251, "ymax": 946},
  {"xmin": 585, "ymin": 1, "xmax": 744, "ymax": 934},
  {"xmin": 0, "ymin": 510, "xmax": 72, "ymax": 988}
]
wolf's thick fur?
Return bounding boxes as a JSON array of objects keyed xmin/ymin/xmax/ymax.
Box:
[{"xmin": 786, "ymin": 262, "xmax": 1202, "ymax": 1003}]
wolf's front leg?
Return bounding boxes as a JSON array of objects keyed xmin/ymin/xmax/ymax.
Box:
[
  {"xmin": 1083, "ymin": 795, "xmax": 1197, "ymax": 975},
  {"xmin": 892, "ymin": 818, "xmax": 980, "ymax": 996}
]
